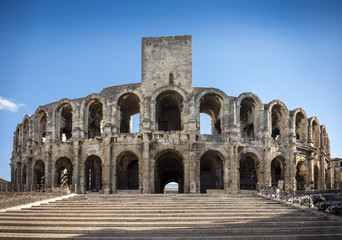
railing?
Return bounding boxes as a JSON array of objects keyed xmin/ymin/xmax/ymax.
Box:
[
  {"xmin": 0, "ymin": 184, "xmax": 73, "ymax": 193},
  {"xmin": 258, "ymin": 185, "xmax": 342, "ymax": 216}
]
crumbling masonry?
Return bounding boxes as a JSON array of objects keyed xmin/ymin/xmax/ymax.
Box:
[{"xmin": 11, "ymin": 35, "xmax": 332, "ymax": 194}]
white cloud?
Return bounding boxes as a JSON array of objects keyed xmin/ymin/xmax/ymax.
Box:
[{"xmin": 0, "ymin": 97, "xmax": 24, "ymax": 113}]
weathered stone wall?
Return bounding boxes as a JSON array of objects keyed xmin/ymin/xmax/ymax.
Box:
[{"xmin": 11, "ymin": 35, "xmax": 332, "ymax": 194}]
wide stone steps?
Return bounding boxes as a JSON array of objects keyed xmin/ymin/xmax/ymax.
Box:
[{"xmin": 0, "ymin": 194, "xmax": 341, "ymax": 239}]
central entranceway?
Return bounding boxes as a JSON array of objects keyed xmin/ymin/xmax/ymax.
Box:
[{"xmin": 155, "ymin": 150, "xmax": 184, "ymax": 193}]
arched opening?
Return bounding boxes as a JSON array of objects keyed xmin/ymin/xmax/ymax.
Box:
[
  {"xmin": 240, "ymin": 97, "xmax": 257, "ymax": 140},
  {"xmin": 199, "ymin": 94, "xmax": 223, "ymax": 135},
  {"xmin": 15, "ymin": 127, "xmax": 20, "ymax": 152},
  {"xmin": 321, "ymin": 127, "xmax": 328, "ymax": 149},
  {"xmin": 155, "ymin": 151, "xmax": 184, "ymax": 193},
  {"xmin": 271, "ymin": 157, "xmax": 285, "ymax": 187},
  {"xmin": 271, "ymin": 104, "xmax": 286, "ymax": 141},
  {"xmin": 200, "ymin": 113, "xmax": 212, "ymax": 134},
  {"xmin": 57, "ymin": 104, "xmax": 72, "ymax": 142},
  {"xmin": 22, "ymin": 165, "xmax": 27, "ymax": 185},
  {"xmin": 38, "ymin": 111, "xmax": 47, "ymax": 145},
  {"xmin": 312, "ymin": 120, "xmax": 320, "ymax": 149},
  {"xmin": 200, "ymin": 151, "xmax": 224, "ymax": 193},
  {"xmin": 239, "ymin": 154, "xmax": 258, "ymax": 190},
  {"xmin": 23, "ymin": 119, "xmax": 29, "ymax": 148},
  {"xmin": 295, "ymin": 112, "xmax": 307, "ymax": 143},
  {"xmin": 164, "ymin": 181, "xmax": 178, "ymax": 194},
  {"xmin": 33, "ymin": 160, "xmax": 45, "ymax": 186},
  {"xmin": 84, "ymin": 155, "xmax": 102, "ymax": 192},
  {"xmin": 296, "ymin": 161, "xmax": 307, "ymax": 190},
  {"xmin": 87, "ymin": 100, "xmax": 103, "ymax": 138},
  {"xmin": 118, "ymin": 93, "xmax": 140, "ymax": 133},
  {"xmin": 55, "ymin": 157, "xmax": 73, "ymax": 187},
  {"xmin": 117, "ymin": 152, "xmax": 139, "ymax": 190},
  {"xmin": 156, "ymin": 91, "xmax": 183, "ymax": 131},
  {"xmin": 314, "ymin": 165, "xmax": 319, "ymax": 190}
]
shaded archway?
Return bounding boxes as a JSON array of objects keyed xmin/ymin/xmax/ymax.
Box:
[
  {"xmin": 37, "ymin": 111, "xmax": 47, "ymax": 145},
  {"xmin": 33, "ymin": 160, "xmax": 45, "ymax": 185},
  {"xmin": 200, "ymin": 151, "xmax": 224, "ymax": 193},
  {"xmin": 117, "ymin": 152, "xmax": 139, "ymax": 189},
  {"xmin": 84, "ymin": 155, "xmax": 102, "ymax": 192},
  {"xmin": 57, "ymin": 103, "xmax": 72, "ymax": 141},
  {"xmin": 87, "ymin": 100, "xmax": 103, "ymax": 138},
  {"xmin": 156, "ymin": 91, "xmax": 183, "ymax": 131},
  {"xmin": 271, "ymin": 104, "xmax": 286, "ymax": 141},
  {"xmin": 23, "ymin": 119, "xmax": 29, "ymax": 147},
  {"xmin": 314, "ymin": 165, "xmax": 319, "ymax": 190},
  {"xmin": 155, "ymin": 150, "xmax": 184, "ymax": 193},
  {"xmin": 239, "ymin": 154, "xmax": 258, "ymax": 190},
  {"xmin": 312, "ymin": 120, "xmax": 320, "ymax": 149},
  {"xmin": 296, "ymin": 161, "xmax": 307, "ymax": 190},
  {"xmin": 55, "ymin": 157, "xmax": 73, "ymax": 187},
  {"xmin": 271, "ymin": 157, "xmax": 285, "ymax": 187},
  {"xmin": 200, "ymin": 94, "xmax": 223, "ymax": 135},
  {"xmin": 22, "ymin": 165, "xmax": 27, "ymax": 185},
  {"xmin": 118, "ymin": 93, "xmax": 140, "ymax": 133},
  {"xmin": 295, "ymin": 111, "xmax": 307, "ymax": 143},
  {"xmin": 240, "ymin": 97, "xmax": 257, "ymax": 139}
]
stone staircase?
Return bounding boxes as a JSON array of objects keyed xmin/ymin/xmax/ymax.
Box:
[{"xmin": 0, "ymin": 194, "xmax": 341, "ymax": 239}]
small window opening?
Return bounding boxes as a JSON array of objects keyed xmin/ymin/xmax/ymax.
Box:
[
  {"xmin": 132, "ymin": 113, "xmax": 140, "ymax": 133},
  {"xmin": 169, "ymin": 73, "xmax": 174, "ymax": 84},
  {"xmin": 272, "ymin": 128, "xmax": 280, "ymax": 140},
  {"xmin": 200, "ymin": 113, "xmax": 211, "ymax": 134},
  {"xmin": 164, "ymin": 182, "xmax": 179, "ymax": 194}
]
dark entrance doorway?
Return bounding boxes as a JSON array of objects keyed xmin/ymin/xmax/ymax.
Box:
[{"xmin": 84, "ymin": 155, "xmax": 102, "ymax": 192}]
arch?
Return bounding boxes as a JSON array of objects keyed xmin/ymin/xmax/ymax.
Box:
[
  {"xmin": 55, "ymin": 157, "xmax": 73, "ymax": 187},
  {"xmin": 116, "ymin": 151, "xmax": 139, "ymax": 190},
  {"xmin": 239, "ymin": 152, "xmax": 259, "ymax": 190},
  {"xmin": 33, "ymin": 160, "xmax": 45, "ymax": 185},
  {"xmin": 321, "ymin": 125, "xmax": 328, "ymax": 149},
  {"xmin": 22, "ymin": 117, "xmax": 29, "ymax": 148},
  {"xmin": 15, "ymin": 125, "xmax": 20, "ymax": 152},
  {"xmin": 56, "ymin": 103, "xmax": 73, "ymax": 141},
  {"xmin": 271, "ymin": 156, "xmax": 286, "ymax": 187},
  {"xmin": 199, "ymin": 93, "xmax": 223, "ymax": 135},
  {"xmin": 118, "ymin": 93, "xmax": 140, "ymax": 133},
  {"xmin": 84, "ymin": 155, "xmax": 102, "ymax": 192},
  {"xmin": 22, "ymin": 165, "xmax": 27, "ymax": 185},
  {"xmin": 156, "ymin": 90, "xmax": 183, "ymax": 131},
  {"xmin": 268, "ymin": 101, "xmax": 288, "ymax": 141},
  {"xmin": 200, "ymin": 150, "xmax": 224, "ymax": 193},
  {"xmin": 296, "ymin": 161, "xmax": 308, "ymax": 190},
  {"xmin": 239, "ymin": 96, "xmax": 259, "ymax": 139},
  {"xmin": 36, "ymin": 110, "xmax": 47, "ymax": 145},
  {"xmin": 292, "ymin": 109, "xmax": 308, "ymax": 143},
  {"xmin": 154, "ymin": 150, "xmax": 184, "ymax": 193},
  {"xmin": 310, "ymin": 117, "xmax": 320, "ymax": 149},
  {"xmin": 86, "ymin": 99, "xmax": 103, "ymax": 138}
]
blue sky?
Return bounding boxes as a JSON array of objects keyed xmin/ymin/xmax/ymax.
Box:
[{"xmin": 0, "ymin": 0, "xmax": 341, "ymax": 181}]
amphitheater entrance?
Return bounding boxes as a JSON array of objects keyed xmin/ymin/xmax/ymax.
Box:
[
  {"xmin": 155, "ymin": 151, "xmax": 184, "ymax": 193},
  {"xmin": 84, "ymin": 155, "xmax": 102, "ymax": 192},
  {"xmin": 296, "ymin": 161, "xmax": 307, "ymax": 190},
  {"xmin": 271, "ymin": 156, "xmax": 285, "ymax": 187},
  {"xmin": 200, "ymin": 151, "xmax": 224, "ymax": 193},
  {"xmin": 239, "ymin": 154, "xmax": 258, "ymax": 190},
  {"xmin": 33, "ymin": 160, "xmax": 45, "ymax": 186},
  {"xmin": 117, "ymin": 152, "xmax": 139, "ymax": 190},
  {"xmin": 55, "ymin": 157, "xmax": 73, "ymax": 187}
]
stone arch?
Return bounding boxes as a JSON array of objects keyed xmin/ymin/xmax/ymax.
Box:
[
  {"xmin": 56, "ymin": 101, "xmax": 73, "ymax": 142},
  {"xmin": 268, "ymin": 100, "xmax": 288, "ymax": 142},
  {"xmin": 54, "ymin": 157, "xmax": 73, "ymax": 187},
  {"xmin": 116, "ymin": 151, "xmax": 139, "ymax": 190},
  {"xmin": 33, "ymin": 160, "xmax": 45, "ymax": 185},
  {"xmin": 321, "ymin": 125, "xmax": 328, "ymax": 149},
  {"xmin": 296, "ymin": 161, "xmax": 308, "ymax": 190},
  {"xmin": 85, "ymin": 98, "xmax": 103, "ymax": 138},
  {"xmin": 291, "ymin": 108, "xmax": 308, "ymax": 144},
  {"xmin": 22, "ymin": 117, "xmax": 30, "ymax": 148},
  {"xmin": 239, "ymin": 152, "xmax": 259, "ymax": 190},
  {"xmin": 84, "ymin": 155, "xmax": 102, "ymax": 192},
  {"xmin": 237, "ymin": 93, "xmax": 262, "ymax": 140},
  {"xmin": 35, "ymin": 110, "xmax": 47, "ymax": 145},
  {"xmin": 154, "ymin": 149, "xmax": 184, "ymax": 193},
  {"xmin": 118, "ymin": 92, "xmax": 140, "ymax": 133},
  {"xmin": 271, "ymin": 155, "xmax": 286, "ymax": 187},
  {"xmin": 309, "ymin": 117, "xmax": 320, "ymax": 149},
  {"xmin": 200, "ymin": 150, "xmax": 224, "ymax": 193},
  {"xmin": 15, "ymin": 125, "xmax": 20, "ymax": 153},
  {"xmin": 199, "ymin": 93, "xmax": 224, "ymax": 135},
  {"xmin": 22, "ymin": 164, "xmax": 27, "ymax": 185},
  {"xmin": 156, "ymin": 90, "xmax": 183, "ymax": 131}
]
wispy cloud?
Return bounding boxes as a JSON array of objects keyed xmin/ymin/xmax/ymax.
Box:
[{"xmin": 0, "ymin": 96, "xmax": 25, "ymax": 113}]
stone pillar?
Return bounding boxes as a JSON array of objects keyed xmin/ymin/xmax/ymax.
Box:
[
  {"xmin": 142, "ymin": 135, "xmax": 151, "ymax": 193},
  {"xmin": 102, "ymin": 138, "xmax": 112, "ymax": 194},
  {"xmin": 189, "ymin": 142, "xmax": 197, "ymax": 193},
  {"xmin": 73, "ymin": 141, "xmax": 82, "ymax": 193}
]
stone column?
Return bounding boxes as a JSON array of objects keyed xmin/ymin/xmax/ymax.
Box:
[
  {"xmin": 189, "ymin": 142, "xmax": 197, "ymax": 193},
  {"xmin": 102, "ymin": 138, "xmax": 112, "ymax": 194},
  {"xmin": 72, "ymin": 141, "xmax": 82, "ymax": 193},
  {"xmin": 142, "ymin": 135, "xmax": 151, "ymax": 193}
]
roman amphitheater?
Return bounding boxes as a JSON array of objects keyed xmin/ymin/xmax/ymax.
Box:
[{"xmin": 10, "ymin": 35, "xmax": 332, "ymax": 194}]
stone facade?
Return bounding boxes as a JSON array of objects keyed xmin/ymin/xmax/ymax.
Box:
[{"xmin": 11, "ymin": 35, "xmax": 332, "ymax": 194}]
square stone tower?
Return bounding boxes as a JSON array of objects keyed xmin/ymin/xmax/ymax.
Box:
[{"xmin": 141, "ymin": 35, "xmax": 192, "ymax": 93}]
